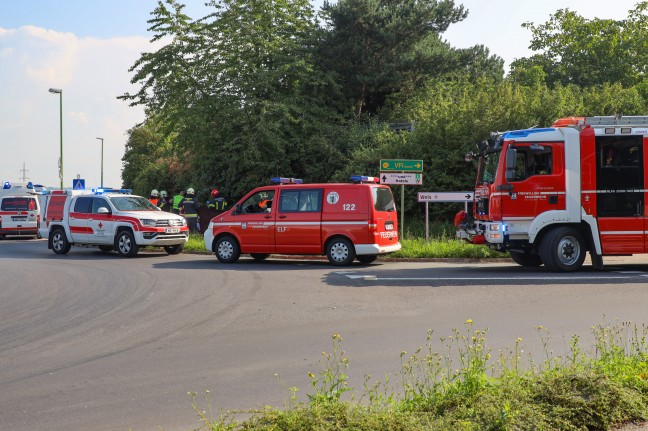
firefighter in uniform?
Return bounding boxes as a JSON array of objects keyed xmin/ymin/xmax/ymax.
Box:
[
  {"xmin": 158, "ymin": 190, "xmax": 172, "ymax": 212},
  {"xmin": 148, "ymin": 189, "xmax": 159, "ymax": 206},
  {"xmin": 179, "ymin": 188, "xmax": 200, "ymax": 233},
  {"xmin": 206, "ymin": 188, "xmax": 228, "ymax": 214}
]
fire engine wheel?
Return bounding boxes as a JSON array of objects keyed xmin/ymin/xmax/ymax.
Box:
[
  {"xmin": 98, "ymin": 245, "xmax": 114, "ymax": 252},
  {"xmin": 250, "ymin": 253, "xmax": 270, "ymax": 261},
  {"xmin": 509, "ymin": 251, "xmax": 542, "ymax": 267},
  {"xmin": 356, "ymin": 254, "xmax": 378, "ymax": 264},
  {"xmin": 215, "ymin": 236, "xmax": 240, "ymax": 263},
  {"xmin": 164, "ymin": 243, "xmax": 185, "ymax": 255},
  {"xmin": 539, "ymin": 227, "xmax": 586, "ymax": 272},
  {"xmin": 116, "ymin": 230, "xmax": 139, "ymax": 257},
  {"xmin": 326, "ymin": 237, "xmax": 356, "ymax": 266},
  {"xmin": 51, "ymin": 229, "xmax": 71, "ymax": 255}
]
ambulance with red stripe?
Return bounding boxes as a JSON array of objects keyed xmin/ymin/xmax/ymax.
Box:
[
  {"xmin": 0, "ymin": 181, "xmax": 40, "ymax": 239},
  {"xmin": 456, "ymin": 115, "xmax": 648, "ymax": 272},
  {"xmin": 39, "ymin": 188, "xmax": 189, "ymax": 257},
  {"xmin": 204, "ymin": 176, "xmax": 401, "ymax": 265}
]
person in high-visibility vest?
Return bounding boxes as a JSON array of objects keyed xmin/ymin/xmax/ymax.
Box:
[
  {"xmin": 172, "ymin": 190, "xmax": 185, "ymax": 214},
  {"xmin": 148, "ymin": 189, "xmax": 159, "ymax": 206},
  {"xmin": 179, "ymin": 188, "xmax": 200, "ymax": 233}
]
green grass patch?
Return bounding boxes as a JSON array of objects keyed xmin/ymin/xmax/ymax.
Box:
[
  {"xmin": 190, "ymin": 321, "xmax": 648, "ymax": 431},
  {"xmin": 185, "ymin": 233, "xmax": 207, "ymax": 253}
]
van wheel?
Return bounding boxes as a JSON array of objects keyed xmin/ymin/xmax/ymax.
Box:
[
  {"xmin": 509, "ymin": 251, "xmax": 542, "ymax": 267},
  {"xmin": 539, "ymin": 227, "xmax": 586, "ymax": 272},
  {"xmin": 116, "ymin": 230, "xmax": 139, "ymax": 257},
  {"xmin": 98, "ymin": 245, "xmax": 114, "ymax": 252},
  {"xmin": 215, "ymin": 236, "xmax": 240, "ymax": 263},
  {"xmin": 356, "ymin": 254, "xmax": 378, "ymax": 264},
  {"xmin": 51, "ymin": 229, "xmax": 71, "ymax": 255},
  {"xmin": 164, "ymin": 243, "xmax": 185, "ymax": 255},
  {"xmin": 250, "ymin": 253, "xmax": 270, "ymax": 261},
  {"xmin": 326, "ymin": 237, "xmax": 356, "ymax": 266}
]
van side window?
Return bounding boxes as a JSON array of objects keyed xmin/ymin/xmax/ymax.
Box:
[
  {"xmin": 73, "ymin": 197, "xmax": 93, "ymax": 213},
  {"xmin": 280, "ymin": 190, "xmax": 322, "ymax": 213}
]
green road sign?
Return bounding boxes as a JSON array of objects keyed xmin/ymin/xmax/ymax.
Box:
[{"xmin": 380, "ymin": 159, "xmax": 423, "ymax": 172}]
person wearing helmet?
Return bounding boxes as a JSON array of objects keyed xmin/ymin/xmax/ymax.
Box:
[
  {"xmin": 206, "ymin": 188, "xmax": 228, "ymax": 214},
  {"xmin": 179, "ymin": 187, "xmax": 200, "ymax": 233},
  {"xmin": 158, "ymin": 190, "xmax": 172, "ymax": 212},
  {"xmin": 149, "ymin": 189, "xmax": 159, "ymax": 206}
]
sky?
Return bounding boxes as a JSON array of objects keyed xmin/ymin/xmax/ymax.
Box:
[{"xmin": 0, "ymin": 0, "xmax": 642, "ymax": 189}]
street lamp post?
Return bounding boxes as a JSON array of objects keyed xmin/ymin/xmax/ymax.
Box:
[
  {"xmin": 48, "ymin": 88, "xmax": 63, "ymax": 189},
  {"xmin": 96, "ymin": 137, "xmax": 104, "ymax": 187}
]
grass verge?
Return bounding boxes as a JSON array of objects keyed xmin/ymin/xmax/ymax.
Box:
[{"xmin": 190, "ymin": 321, "xmax": 648, "ymax": 431}]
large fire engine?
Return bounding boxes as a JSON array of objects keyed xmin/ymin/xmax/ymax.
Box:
[
  {"xmin": 456, "ymin": 115, "xmax": 648, "ymax": 272},
  {"xmin": 0, "ymin": 181, "xmax": 40, "ymax": 239},
  {"xmin": 39, "ymin": 188, "xmax": 189, "ymax": 257}
]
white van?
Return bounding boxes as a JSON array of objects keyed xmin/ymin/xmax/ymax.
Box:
[{"xmin": 0, "ymin": 182, "xmax": 40, "ymax": 239}]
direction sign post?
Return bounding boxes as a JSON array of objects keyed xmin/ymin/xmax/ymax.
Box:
[
  {"xmin": 380, "ymin": 159, "xmax": 423, "ymax": 172},
  {"xmin": 417, "ymin": 191, "xmax": 475, "ymax": 242},
  {"xmin": 380, "ymin": 173, "xmax": 423, "ymax": 185}
]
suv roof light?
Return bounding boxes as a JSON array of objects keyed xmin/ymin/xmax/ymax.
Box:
[
  {"xmin": 92, "ymin": 188, "xmax": 132, "ymax": 194},
  {"xmin": 270, "ymin": 177, "xmax": 303, "ymax": 184},
  {"xmin": 350, "ymin": 175, "xmax": 380, "ymax": 184}
]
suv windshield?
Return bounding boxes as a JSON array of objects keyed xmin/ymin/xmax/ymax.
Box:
[{"xmin": 109, "ymin": 196, "xmax": 158, "ymax": 211}]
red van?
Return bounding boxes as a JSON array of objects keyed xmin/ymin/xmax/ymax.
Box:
[{"xmin": 203, "ymin": 177, "xmax": 401, "ymax": 265}]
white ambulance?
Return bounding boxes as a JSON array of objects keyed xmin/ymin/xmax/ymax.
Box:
[
  {"xmin": 0, "ymin": 181, "xmax": 40, "ymax": 239},
  {"xmin": 39, "ymin": 188, "xmax": 189, "ymax": 257}
]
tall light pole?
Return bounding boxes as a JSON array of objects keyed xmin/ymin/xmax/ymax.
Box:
[
  {"xmin": 96, "ymin": 137, "xmax": 104, "ymax": 187},
  {"xmin": 48, "ymin": 88, "xmax": 63, "ymax": 189}
]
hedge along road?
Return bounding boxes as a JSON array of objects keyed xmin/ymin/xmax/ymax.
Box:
[{"xmin": 2, "ymin": 239, "xmax": 648, "ymax": 431}]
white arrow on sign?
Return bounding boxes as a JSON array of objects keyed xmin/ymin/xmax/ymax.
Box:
[
  {"xmin": 418, "ymin": 191, "xmax": 474, "ymax": 202},
  {"xmin": 380, "ymin": 173, "xmax": 423, "ymax": 185}
]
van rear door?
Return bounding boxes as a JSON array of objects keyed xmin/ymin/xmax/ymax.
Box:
[
  {"xmin": 0, "ymin": 196, "xmax": 39, "ymax": 234},
  {"xmin": 371, "ymin": 186, "xmax": 399, "ymax": 247},
  {"xmin": 275, "ymin": 188, "xmax": 323, "ymax": 254}
]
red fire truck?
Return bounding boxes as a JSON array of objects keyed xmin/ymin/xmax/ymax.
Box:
[{"xmin": 456, "ymin": 115, "xmax": 648, "ymax": 272}]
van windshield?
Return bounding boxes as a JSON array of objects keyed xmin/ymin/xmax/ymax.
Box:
[
  {"xmin": 373, "ymin": 187, "xmax": 396, "ymax": 211},
  {"xmin": 1, "ymin": 197, "xmax": 37, "ymax": 211},
  {"xmin": 109, "ymin": 196, "xmax": 158, "ymax": 211}
]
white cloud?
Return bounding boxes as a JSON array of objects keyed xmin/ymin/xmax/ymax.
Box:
[{"xmin": 0, "ymin": 26, "xmax": 151, "ymax": 188}]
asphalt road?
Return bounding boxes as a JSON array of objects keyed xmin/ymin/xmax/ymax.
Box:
[{"xmin": 2, "ymin": 238, "xmax": 648, "ymax": 431}]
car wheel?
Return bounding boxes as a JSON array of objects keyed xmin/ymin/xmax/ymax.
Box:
[
  {"xmin": 250, "ymin": 253, "xmax": 270, "ymax": 261},
  {"xmin": 51, "ymin": 229, "xmax": 71, "ymax": 255},
  {"xmin": 326, "ymin": 237, "xmax": 356, "ymax": 266},
  {"xmin": 356, "ymin": 254, "xmax": 378, "ymax": 264},
  {"xmin": 539, "ymin": 227, "xmax": 586, "ymax": 272},
  {"xmin": 215, "ymin": 236, "xmax": 240, "ymax": 263},
  {"xmin": 98, "ymin": 245, "xmax": 114, "ymax": 252},
  {"xmin": 509, "ymin": 251, "xmax": 542, "ymax": 267},
  {"xmin": 115, "ymin": 230, "xmax": 139, "ymax": 257},
  {"xmin": 164, "ymin": 243, "xmax": 185, "ymax": 255}
]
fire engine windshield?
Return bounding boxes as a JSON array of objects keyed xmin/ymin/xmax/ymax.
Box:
[
  {"xmin": 1, "ymin": 197, "xmax": 37, "ymax": 211},
  {"xmin": 479, "ymin": 152, "xmax": 500, "ymax": 184},
  {"xmin": 109, "ymin": 196, "xmax": 158, "ymax": 211}
]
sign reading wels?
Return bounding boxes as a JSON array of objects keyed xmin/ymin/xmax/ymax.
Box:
[
  {"xmin": 418, "ymin": 192, "xmax": 474, "ymax": 202},
  {"xmin": 380, "ymin": 159, "xmax": 423, "ymax": 172},
  {"xmin": 380, "ymin": 173, "xmax": 423, "ymax": 185}
]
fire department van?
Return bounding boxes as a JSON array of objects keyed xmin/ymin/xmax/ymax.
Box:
[
  {"xmin": 457, "ymin": 115, "xmax": 648, "ymax": 272},
  {"xmin": 204, "ymin": 177, "xmax": 401, "ymax": 265},
  {"xmin": 0, "ymin": 181, "xmax": 40, "ymax": 239},
  {"xmin": 39, "ymin": 188, "xmax": 189, "ymax": 257}
]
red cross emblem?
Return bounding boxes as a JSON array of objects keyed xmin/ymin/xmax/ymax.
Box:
[{"xmin": 98, "ymin": 222, "xmax": 103, "ymax": 228}]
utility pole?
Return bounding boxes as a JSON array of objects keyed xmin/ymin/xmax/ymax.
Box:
[{"xmin": 19, "ymin": 162, "xmax": 30, "ymax": 182}]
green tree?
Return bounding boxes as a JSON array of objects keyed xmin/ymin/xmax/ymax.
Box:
[{"xmin": 510, "ymin": 2, "xmax": 648, "ymax": 87}]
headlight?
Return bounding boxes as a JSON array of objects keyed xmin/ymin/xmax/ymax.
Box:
[
  {"xmin": 489, "ymin": 224, "xmax": 500, "ymax": 231},
  {"xmin": 140, "ymin": 219, "xmax": 156, "ymax": 227},
  {"xmin": 179, "ymin": 218, "xmax": 187, "ymax": 226}
]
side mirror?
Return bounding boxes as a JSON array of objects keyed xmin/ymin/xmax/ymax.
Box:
[
  {"xmin": 505, "ymin": 147, "xmax": 517, "ymax": 181},
  {"xmin": 97, "ymin": 207, "xmax": 111, "ymax": 214}
]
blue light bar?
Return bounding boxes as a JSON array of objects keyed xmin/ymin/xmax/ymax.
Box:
[
  {"xmin": 92, "ymin": 188, "xmax": 133, "ymax": 194},
  {"xmin": 27, "ymin": 181, "xmax": 33, "ymax": 189},
  {"xmin": 270, "ymin": 177, "xmax": 303, "ymax": 184},
  {"xmin": 350, "ymin": 175, "xmax": 379, "ymax": 183},
  {"xmin": 3, "ymin": 181, "xmax": 10, "ymax": 189}
]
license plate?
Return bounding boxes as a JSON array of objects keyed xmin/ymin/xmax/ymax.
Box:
[
  {"xmin": 165, "ymin": 227, "xmax": 180, "ymax": 234},
  {"xmin": 12, "ymin": 216, "xmax": 27, "ymax": 221},
  {"xmin": 385, "ymin": 222, "xmax": 394, "ymax": 230}
]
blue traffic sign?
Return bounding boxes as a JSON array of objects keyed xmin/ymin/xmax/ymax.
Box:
[{"xmin": 73, "ymin": 179, "xmax": 85, "ymax": 190}]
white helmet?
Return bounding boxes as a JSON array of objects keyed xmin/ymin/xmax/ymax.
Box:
[
  {"xmin": 150, "ymin": 189, "xmax": 159, "ymax": 197},
  {"xmin": 160, "ymin": 190, "xmax": 168, "ymax": 197},
  {"xmin": 187, "ymin": 187, "xmax": 195, "ymax": 195}
]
